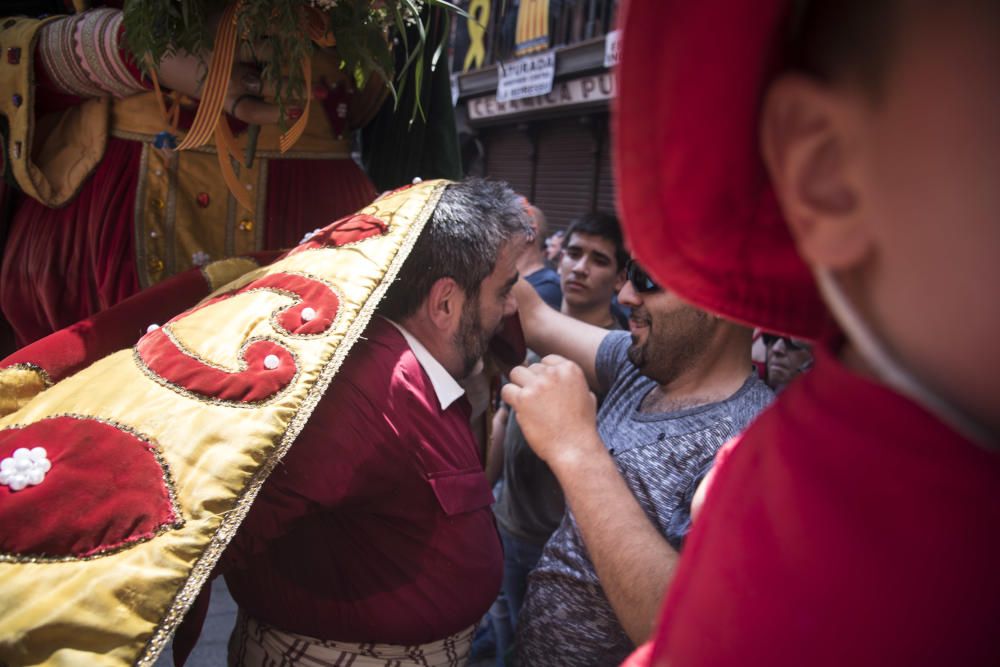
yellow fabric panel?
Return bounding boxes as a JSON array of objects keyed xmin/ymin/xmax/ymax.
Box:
[
  {"xmin": 132, "ymin": 143, "xmax": 263, "ymax": 288},
  {"xmin": 118, "ymin": 48, "xmax": 367, "ymax": 288},
  {"xmin": 200, "ymin": 257, "xmax": 262, "ymax": 292},
  {"xmin": 0, "ymin": 181, "xmax": 449, "ymax": 666},
  {"xmin": 173, "ymin": 148, "xmax": 259, "ymax": 271},
  {"xmin": 0, "ymin": 365, "xmax": 51, "ymax": 418},
  {"xmin": 0, "ymin": 16, "xmax": 110, "ymax": 209}
]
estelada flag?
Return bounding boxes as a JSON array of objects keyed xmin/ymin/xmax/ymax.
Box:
[{"xmin": 516, "ymin": 0, "xmax": 550, "ymax": 56}]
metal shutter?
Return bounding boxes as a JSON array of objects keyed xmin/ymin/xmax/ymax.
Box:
[
  {"xmin": 483, "ymin": 125, "xmax": 533, "ymax": 197},
  {"xmin": 596, "ymin": 121, "xmax": 617, "ymax": 216},
  {"xmin": 532, "ymin": 118, "xmax": 597, "ymax": 230}
]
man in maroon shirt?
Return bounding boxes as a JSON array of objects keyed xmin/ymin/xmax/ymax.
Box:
[{"xmin": 220, "ymin": 179, "xmax": 531, "ymax": 665}]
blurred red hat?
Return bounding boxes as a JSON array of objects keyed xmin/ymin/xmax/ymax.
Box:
[{"xmin": 614, "ymin": 0, "xmax": 833, "ymax": 339}]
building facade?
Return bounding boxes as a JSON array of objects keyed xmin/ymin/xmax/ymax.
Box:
[{"xmin": 452, "ymin": 0, "xmax": 620, "ymax": 230}]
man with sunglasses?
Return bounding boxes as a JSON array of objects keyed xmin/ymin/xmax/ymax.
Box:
[
  {"xmin": 502, "ymin": 260, "xmax": 773, "ymax": 666},
  {"xmin": 762, "ymin": 333, "xmax": 814, "ymax": 392}
]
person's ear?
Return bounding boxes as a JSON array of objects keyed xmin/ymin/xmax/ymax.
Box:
[
  {"xmin": 760, "ymin": 74, "xmax": 872, "ymax": 271},
  {"xmin": 613, "ymin": 268, "xmax": 627, "ymax": 293},
  {"xmin": 424, "ymin": 277, "xmax": 464, "ymax": 332}
]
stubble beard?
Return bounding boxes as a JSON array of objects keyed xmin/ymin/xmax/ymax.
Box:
[
  {"xmin": 455, "ymin": 298, "xmax": 489, "ymax": 379},
  {"xmin": 629, "ymin": 308, "xmax": 715, "ymax": 386},
  {"xmin": 627, "ymin": 335, "xmax": 648, "ymax": 369}
]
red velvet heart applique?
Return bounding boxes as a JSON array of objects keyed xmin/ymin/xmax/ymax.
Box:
[{"xmin": 0, "ymin": 415, "xmax": 183, "ymax": 561}]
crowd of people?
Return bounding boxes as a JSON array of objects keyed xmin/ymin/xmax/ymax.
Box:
[{"xmin": 0, "ymin": 0, "xmax": 997, "ymax": 666}]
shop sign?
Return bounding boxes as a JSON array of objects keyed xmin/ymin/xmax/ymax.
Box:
[
  {"xmin": 496, "ymin": 51, "xmax": 556, "ymax": 103},
  {"xmin": 469, "ymin": 72, "xmax": 615, "ymax": 121}
]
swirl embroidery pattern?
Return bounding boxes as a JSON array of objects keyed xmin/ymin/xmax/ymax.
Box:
[{"xmin": 135, "ymin": 211, "xmax": 388, "ymax": 405}]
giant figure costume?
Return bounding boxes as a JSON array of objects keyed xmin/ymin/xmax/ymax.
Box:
[
  {"xmin": 0, "ymin": 180, "xmax": 506, "ymax": 666},
  {"xmin": 0, "ymin": 2, "xmax": 460, "ymax": 348}
]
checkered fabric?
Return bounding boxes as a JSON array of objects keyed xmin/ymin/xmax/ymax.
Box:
[{"xmin": 228, "ymin": 610, "xmax": 475, "ymax": 667}]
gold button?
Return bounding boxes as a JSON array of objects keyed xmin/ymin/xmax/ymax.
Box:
[
  {"xmin": 152, "ymin": 198, "xmax": 165, "ymax": 210},
  {"xmin": 239, "ymin": 219, "xmax": 254, "ymax": 232},
  {"xmin": 149, "ymin": 257, "xmax": 164, "ymax": 273}
]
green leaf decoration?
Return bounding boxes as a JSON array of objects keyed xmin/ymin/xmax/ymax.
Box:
[{"xmin": 122, "ymin": 0, "xmax": 462, "ymax": 124}]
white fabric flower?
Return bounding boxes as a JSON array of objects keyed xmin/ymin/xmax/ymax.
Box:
[
  {"xmin": 0, "ymin": 447, "xmax": 51, "ymax": 492},
  {"xmin": 299, "ymin": 228, "xmax": 322, "ymax": 245},
  {"xmin": 191, "ymin": 251, "xmax": 211, "ymax": 267}
]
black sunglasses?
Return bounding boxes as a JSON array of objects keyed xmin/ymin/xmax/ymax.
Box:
[
  {"xmin": 626, "ymin": 260, "xmax": 661, "ymax": 293},
  {"xmin": 761, "ymin": 333, "xmax": 809, "ymax": 350}
]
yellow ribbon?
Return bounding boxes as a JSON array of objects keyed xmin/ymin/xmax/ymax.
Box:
[{"xmin": 463, "ymin": 0, "xmax": 490, "ymax": 72}]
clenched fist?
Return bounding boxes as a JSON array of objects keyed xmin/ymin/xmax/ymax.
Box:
[{"xmin": 501, "ymin": 355, "xmax": 603, "ymax": 470}]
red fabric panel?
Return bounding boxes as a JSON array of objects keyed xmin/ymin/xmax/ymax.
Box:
[
  {"xmin": 193, "ymin": 273, "xmax": 341, "ymax": 336},
  {"xmin": 133, "ymin": 271, "xmax": 340, "ymax": 404},
  {"xmin": 138, "ymin": 330, "xmax": 295, "ymax": 404},
  {"xmin": 1, "ymin": 265, "xmax": 214, "ymax": 384},
  {"xmin": 0, "ymin": 415, "xmax": 180, "ymax": 558},
  {"xmin": 644, "ymin": 349, "xmax": 1000, "ymax": 666},
  {"xmin": 0, "ymin": 137, "xmax": 142, "ymax": 346},
  {"xmin": 615, "ymin": 0, "xmax": 832, "ymax": 339},
  {"xmin": 265, "ymin": 158, "xmax": 377, "ymax": 250},
  {"xmin": 286, "ymin": 213, "xmax": 387, "ymax": 255}
]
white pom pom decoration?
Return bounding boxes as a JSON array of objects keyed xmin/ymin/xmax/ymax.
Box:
[{"xmin": 0, "ymin": 446, "xmax": 51, "ymax": 492}]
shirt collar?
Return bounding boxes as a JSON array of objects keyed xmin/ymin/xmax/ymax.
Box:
[{"xmin": 385, "ymin": 318, "xmax": 466, "ymax": 411}]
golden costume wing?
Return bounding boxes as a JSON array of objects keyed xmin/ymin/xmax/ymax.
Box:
[{"xmin": 0, "ymin": 180, "xmax": 448, "ymax": 666}]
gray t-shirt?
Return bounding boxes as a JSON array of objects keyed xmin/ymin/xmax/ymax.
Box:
[{"xmin": 514, "ymin": 331, "xmax": 773, "ymax": 666}]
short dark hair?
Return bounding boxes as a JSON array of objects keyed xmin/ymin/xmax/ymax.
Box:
[
  {"xmin": 562, "ymin": 211, "xmax": 627, "ymax": 271},
  {"xmin": 788, "ymin": 0, "xmax": 895, "ymax": 99},
  {"xmin": 378, "ymin": 179, "xmax": 531, "ymax": 320}
]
